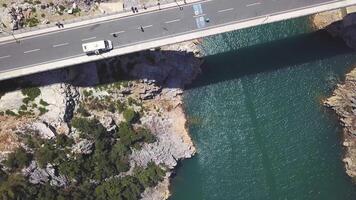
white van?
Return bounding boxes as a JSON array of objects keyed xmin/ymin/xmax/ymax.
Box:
[{"xmin": 82, "ymin": 40, "xmax": 113, "ymax": 55}]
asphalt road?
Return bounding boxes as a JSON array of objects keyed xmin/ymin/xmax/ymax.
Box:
[{"xmin": 0, "ymin": 0, "xmax": 344, "ymax": 72}]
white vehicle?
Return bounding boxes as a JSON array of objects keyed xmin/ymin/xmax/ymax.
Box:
[{"xmin": 82, "ymin": 40, "xmax": 113, "ymax": 55}]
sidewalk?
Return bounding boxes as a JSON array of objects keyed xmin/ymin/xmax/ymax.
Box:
[{"xmin": 0, "ymin": 0, "xmax": 203, "ymax": 43}]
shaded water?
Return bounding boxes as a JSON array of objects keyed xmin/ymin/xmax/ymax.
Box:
[{"xmin": 170, "ymin": 17, "xmax": 356, "ymax": 199}]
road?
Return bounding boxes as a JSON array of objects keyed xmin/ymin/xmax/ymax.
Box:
[{"xmin": 0, "ymin": 0, "xmax": 349, "ymax": 74}]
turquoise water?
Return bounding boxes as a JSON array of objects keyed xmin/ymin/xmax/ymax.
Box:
[{"xmin": 170, "ymin": 17, "xmax": 356, "ymax": 200}]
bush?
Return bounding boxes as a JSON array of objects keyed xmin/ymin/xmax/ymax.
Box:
[
  {"xmin": 56, "ymin": 134, "xmax": 74, "ymax": 147},
  {"xmin": 123, "ymin": 108, "xmax": 138, "ymax": 123},
  {"xmin": 31, "ymin": 7, "xmax": 36, "ymax": 12},
  {"xmin": 34, "ymin": 0, "xmax": 41, "ymax": 4},
  {"xmin": 2, "ymin": 3, "xmax": 7, "ymax": 7},
  {"xmin": 38, "ymin": 107, "xmax": 48, "ymax": 115},
  {"xmin": 40, "ymin": 13, "xmax": 45, "ymax": 18},
  {"xmin": 26, "ymin": 17, "xmax": 40, "ymax": 27},
  {"xmin": 4, "ymin": 147, "xmax": 32, "ymax": 170},
  {"xmin": 5, "ymin": 110, "xmax": 17, "ymax": 116},
  {"xmin": 21, "ymin": 87, "xmax": 41, "ymax": 101},
  {"xmin": 77, "ymin": 105, "xmax": 91, "ymax": 117},
  {"xmin": 35, "ymin": 142, "xmax": 59, "ymax": 167},
  {"xmin": 58, "ymin": 4, "xmax": 65, "ymax": 11},
  {"xmin": 39, "ymin": 99, "xmax": 49, "ymax": 106}
]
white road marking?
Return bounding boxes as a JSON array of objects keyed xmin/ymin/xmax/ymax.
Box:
[
  {"xmin": 165, "ymin": 19, "xmax": 181, "ymax": 24},
  {"xmin": 24, "ymin": 49, "xmax": 40, "ymax": 54},
  {"xmin": 81, "ymin": 36, "xmax": 96, "ymax": 41},
  {"xmin": 246, "ymin": 2, "xmax": 261, "ymax": 7},
  {"xmin": 193, "ymin": 13, "xmax": 206, "ymax": 18},
  {"xmin": 110, "ymin": 31, "xmax": 125, "ymax": 35},
  {"xmin": 53, "ymin": 42, "xmax": 69, "ymax": 47},
  {"xmin": 0, "ymin": 55, "xmax": 10, "ymax": 59},
  {"xmin": 142, "ymin": 25, "xmax": 153, "ymax": 29},
  {"xmin": 217, "ymin": 8, "xmax": 234, "ymax": 13}
]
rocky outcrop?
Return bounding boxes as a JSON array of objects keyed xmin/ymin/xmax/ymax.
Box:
[
  {"xmin": 22, "ymin": 161, "xmax": 68, "ymax": 187},
  {"xmin": 325, "ymin": 68, "xmax": 356, "ymax": 178}
]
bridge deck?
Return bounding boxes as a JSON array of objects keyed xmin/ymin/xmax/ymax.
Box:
[{"xmin": 0, "ymin": 0, "xmax": 355, "ymax": 80}]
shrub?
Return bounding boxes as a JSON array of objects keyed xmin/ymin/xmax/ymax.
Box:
[
  {"xmin": 25, "ymin": 17, "xmax": 40, "ymax": 27},
  {"xmin": 58, "ymin": 5, "xmax": 65, "ymax": 11},
  {"xmin": 123, "ymin": 108, "xmax": 138, "ymax": 123},
  {"xmin": 4, "ymin": 147, "xmax": 32, "ymax": 170},
  {"xmin": 39, "ymin": 99, "xmax": 49, "ymax": 106},
  {"xmin": 5, "ymin": 110, "xmax": 17, "ymax": 116},
  {"xmin": 31, "ymin": 7, "xmax": 36, "ymax": 12},
  {"xmin": 21, "ymin": 87, "xmax": 41, "ymax": 101},
  {"xmin": 56, "ymin": 134, "xmax": 74, "ymax": 147},
  {"xmin": 77, "ymin": 105, "xmax": 91, "ymax": 117},
  {"xmin": 115, "ymin": 101, "xmax": 126, "ymax": 113},
  {"xmin": 34, "ymin": 0, "xmax": 41, "ymax": 4},
  {"xmin": 38, "ymin": 107, "xmax": 48, "ymax": 115},
  {"xmin": 2, "ymin": 3, "xmax": 7, "ymax": 7},
  {"xmin": 35, "ymin": 143, "xmax": 57, "ymax": 168},
  {"xmin": 41, "ymin": 13, "xmax": 45, "ymax": 18}
]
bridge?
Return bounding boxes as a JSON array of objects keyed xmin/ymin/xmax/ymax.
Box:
[{"xmin": 0, "ymin": 0, "xmax": 355, "ymax": 81}]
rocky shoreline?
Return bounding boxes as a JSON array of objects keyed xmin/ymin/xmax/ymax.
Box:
[
  {"xmin": 312, "ymin": 9, "xmax": 356, "ymax": 179},
  {"xmin": 0, "ymin": 39, "xmax": 203, "ymax": 199}
]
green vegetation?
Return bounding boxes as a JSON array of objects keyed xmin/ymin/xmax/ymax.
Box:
[
  {"xmin": 38, "ymin": 107, "xmax": 48, "ymax": 115},
  {"xmin": 123, "ymin": 108, "xmax": 138, "ymax": 123},
  {"xmin": 25, "ymin": 17, "xmax": 39, "ymax": 27},
  {"xmin": 40, "ymin": 13, "xmax": 45, "ymax": 18},
  {"xmin": 39, "ymin": 99, "xmax": 49, "ymax": 106},
  {"xmin": 5, "ymin": 110, "xmax": 17, "ymax": 117},
  {"xmin": 58, "ymin": 4, "xmax": 65, "ymax": 11},
  {"xmin": 34, "ymin": 0, "xmax": 41, "ymax": 4},
  {"xmin": 21, "ymin": 87, "xmax": 41, "ymax": 102},
  {"xmin": 4, "ymin": 147, "xmax": 32, "ymax": 171},
  {"xmin": 2, "ymin": 3, "xmax": 7, "ymax": 8},
  {"xmin": 31, "ymin": 7, "xmax": 36, "ymax": 13}
]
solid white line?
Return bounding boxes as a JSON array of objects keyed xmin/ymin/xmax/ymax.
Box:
[
  {"xmin": 24, "ymin": 49, "xmax": 40, "ymax": 54},
  {"xmin": 0, "ymin": 55, "xmax": 10, "ymax": 59},
  {"xmin": 142, "ymin": 25, "xmax": 153, "ymax": 29},
  {"xmin": 217, "ymin": 8, "xmax": 234, "ymax": 13},
  {"xmin": 81, "ymin": 36, "xmax": 96, "ymax": 41},
  {"xmin": 246, "ymin": 2, "xmax": 261, "ymax": 7},
  {"xmin": 165, "ymin": 19, "xmax": 181, "ymax": 24},
  {"xmin": 53, "ymin": 42, "xmax": 69, "ymax": 47},
  {"xmin": 110, "ymin": 31, "xmax": 125, "ymax": 35}
]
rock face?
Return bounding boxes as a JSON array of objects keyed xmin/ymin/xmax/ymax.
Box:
[
  {"xmin": 22, "ymin": 161, "xmax": 68, "ymax": 187},
  {"xmin": 326, "ymin": 13, "xmax": 356, "ymax": 49},
  {"xmin": 325, "ymin": 68, "xmax": 356, "ymax": 178}
]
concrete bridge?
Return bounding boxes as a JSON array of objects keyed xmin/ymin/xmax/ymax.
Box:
[{"xmin": 0, "ymin": 0, "xmax": 355, "ymax": 81}]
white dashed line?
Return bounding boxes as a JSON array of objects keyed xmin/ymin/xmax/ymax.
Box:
[
  {"xmin": 0, "ymin": 55, "xmax": 10, "ymax": 59},
  {"xmin": 81, "ymin": 37, "xmax": 96, "ymax": 41},
  {"xmin": 165, "ymin": 19, "xmax": 181, "ymax": 24},
  {"xmin": 246, "ymin": 2, "xmax": 261, "ymax": 7},
  {"xmin": 24, "ymin": 49, "xmax": 40, "ymax": 54},
  {"xmin": 142, "ymin": 25, "xmax": 153, "ymax": 29},
  {"xmin": 53, "ymin": 43, "xmax": 69, "ymax": 48},
  {"xmin": 110, "ymin": 31, "xmax": 125, "ymax": 35},
  {"xmin": 217, "ymin": 8, "xmax": 234, "ymax": 13}
]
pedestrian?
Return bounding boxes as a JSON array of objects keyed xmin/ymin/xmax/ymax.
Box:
[
  {"xmin": 55, "ymin": 22, "xmax": 60, "ymax": 28},
  {"xmin": 184, "ymin": 0, "xmax": 186, "ymax": 4},
  {"xmin": 140, "ymin": 26, "xmax": 144, "ymax": 32},
  {"xmin": 143, "ymin": 4, "xmax": 147, "ymax": 9},
  {"xmin": 135, "ymin": 7, "xmax": 138, "ymax": 12},
  {"xmin": 112, "ymin": 33, "xmax": 117, "ymax": 37},
  {"xmin": 60, "ymin": 23, "xmax": 64, "ymax": 28},
  {"xmin": 131, "ymin": 6, "xmax": 135, "ymax": 13}
]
